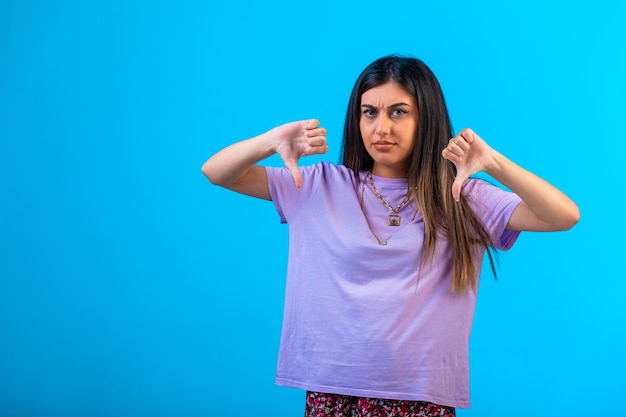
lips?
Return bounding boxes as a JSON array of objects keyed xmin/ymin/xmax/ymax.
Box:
[{"xmin": 373, "ymin": 140, "xmax": 394, "ymax": 151}]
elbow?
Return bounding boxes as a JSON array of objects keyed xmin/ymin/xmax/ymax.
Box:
[
  {"xmin": 557, "ymin": 205, "xmax": 581, "ymax": 231},
  {"xmin": 201, "ymin": 161, "xmax": 220, "ymax": 186},
  {"xmin": 569, "ymin": 207, "xmax": 581, "ymax": 230}
]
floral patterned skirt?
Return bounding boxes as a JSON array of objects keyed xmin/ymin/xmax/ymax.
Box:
[{"xmin": 305, "ymin": 391, "xmax": 456, "ymax": 417}]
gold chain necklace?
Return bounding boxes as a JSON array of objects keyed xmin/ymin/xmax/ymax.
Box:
[
  {"xmin": 366, "ymin": 171, "xmax": 412, "ymax": 227},
  {"xmin": 359, "ymin": 172, "xmax": 418, "ymax": 246},
  {"xmin": 360, "ymin": 177, "xmax": 391, "ymax": 246}
]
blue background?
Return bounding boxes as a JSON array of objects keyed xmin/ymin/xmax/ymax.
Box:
[{"xmin": 1, "ymin": 1, "xmax": 624, "ymax": 416}]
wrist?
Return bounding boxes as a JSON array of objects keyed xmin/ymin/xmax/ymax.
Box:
[
  {"xmin": 483, "ymin": 150, "xmax": 506, "ymax": 176},
  {"xmin": 257, "ymin": 128, "xmax": 281, "ymax": 157}
]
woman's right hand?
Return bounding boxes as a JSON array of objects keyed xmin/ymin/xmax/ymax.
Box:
[
  {"xmin": 271, "ymin": 119, "xmax": 328, "ymax": 189},
  {"xmin": 202, "ymin": 119, "xmax": 328, "ymax": 200}
]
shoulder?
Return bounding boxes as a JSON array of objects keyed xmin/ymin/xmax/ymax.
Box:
[
  {"xmin": 301, "ymin": 162, "xmax": 354, "ymax": 179},
  {"xmin": 463, "ymin": 177, "xmax": 522, "ymax": 214},
  {"xmin": 462, "ymin": 177, "xmax": 498, "ymax": 196},
  {"xmin": 267, "ymin": 161, "xmax": 349, "ymax": 176},
  {"xmin": 298, "ymin": 162, "xmax": 357, "ymax": 192},
  {"xmin": 267, "ymin": 162, "xmax": 357, "ymax": 193}
]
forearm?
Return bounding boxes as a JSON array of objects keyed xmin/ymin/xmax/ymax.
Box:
[
  {"xmin": 201, "ymin": 130, "xmax": 275, "ymax": 187},
  {"xmin": 485, "ymin": 151, "xmax": 580, "ymax": 231},
  {"xmin": 201, "ymin": 119, "xmax": 327, "ymax": 198}
]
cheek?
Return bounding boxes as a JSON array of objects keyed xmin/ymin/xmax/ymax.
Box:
[
  {"xmin": 403, "ymin": 121, "xmax": 418, "ymax": 138},
  {"xmin": 359, "ymin": 119, "xmax": 373, "ymax": 135}
]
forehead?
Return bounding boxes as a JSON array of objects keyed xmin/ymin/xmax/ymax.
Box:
[{"xmin": 361, "ymin": 81, "xmax": 414, "ymax": 105}]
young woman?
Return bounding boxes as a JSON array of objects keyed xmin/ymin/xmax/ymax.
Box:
[{"xmin": 202, "ymin": 55, "xmax": 579, "ymax": 416}]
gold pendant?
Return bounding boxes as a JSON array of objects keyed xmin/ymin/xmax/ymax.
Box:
[{"xmin": 388, "ymin": 214, "xmax": 401, "ymax": 227}]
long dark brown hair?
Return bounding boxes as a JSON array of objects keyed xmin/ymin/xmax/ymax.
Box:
[{"xmin": 340, "ymin": 55, "xmax": 496, "ymax": 293}]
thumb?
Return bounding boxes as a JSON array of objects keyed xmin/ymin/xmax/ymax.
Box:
[
  {"xmin": 451, "ymin": 172, "xmax": 470, "ymax": 202},
  {"xmin": 284, "ymin": 159, "xmax": 302, "ymax": 190}
]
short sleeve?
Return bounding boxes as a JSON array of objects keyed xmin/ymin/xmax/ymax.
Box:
[
  {"xmin": 464, "ymin": 179, "xmax": 523, "ymax": 251},
  {"xmin": 265, "ymin": 163, "xmax": 329, "ymax": 224}
]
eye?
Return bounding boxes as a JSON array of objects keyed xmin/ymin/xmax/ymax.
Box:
[
  {"xmin": 391, "ymin": 109, "xmax": 408, "ymax": 117},
  {"xmin": 362, "ymin": 109, "xmax": 376, "ymax": 117}
]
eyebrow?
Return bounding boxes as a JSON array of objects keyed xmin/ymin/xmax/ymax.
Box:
[{"xmin": 360, "ymin": 102, "xmax": 412, "ymax": 109}]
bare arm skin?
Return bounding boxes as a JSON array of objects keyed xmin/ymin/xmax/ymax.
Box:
[
  {"xmin": 201, "ymin": 119, "xmax": 328, "ymax": 200},
  {"xmin": 442, "ymin": 128, "xmax": 580, "ymax": 232}
]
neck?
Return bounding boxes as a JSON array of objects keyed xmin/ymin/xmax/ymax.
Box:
[{"xmin": 371, "ymin": 166, "xmax": 408, "ymax": 179}]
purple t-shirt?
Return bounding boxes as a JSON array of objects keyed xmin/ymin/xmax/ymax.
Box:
[{"xmin": 266, "ymin": 162, "xmax": 522, "ymax": 408}]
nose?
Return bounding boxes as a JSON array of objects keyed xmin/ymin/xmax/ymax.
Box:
[{"xmin": 375, "ymin": 115, "xmax": 391, "ymax": 137}]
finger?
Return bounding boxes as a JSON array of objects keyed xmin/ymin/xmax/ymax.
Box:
[
  {"xmin": 443, "ymin": 141, "xmax": 463, "ymax": 162},
  {"xmin": 452, "ymin": 136, "xmax": 470, "ymax": 152},
  {"xmin": 447, "ymin": 136, "xmax": 470, "ymax": 157},
  {"xmin": 442, "ymin": 147, "xmax": 456, "ymax": 163},
  {"xmin": 302, "ymin": 142, "xmax": 329, "ymax": 156},
  {"xmin": 307, "ymin": 136, "xmax": 327, "ymax": 147},
  {"xmin": 447, "ymin": 143, "xmax": 463, "ymax": 159},
  {"xmin": 459, "ymin": 128, "xmax": 476, "ymax": 143},
  {"xmin": 309, "ymin": 144, "xmax": 329, "ymax": 155},
  {"xmin": 303, "ymin": 119, "xmax": 320, "ymax": 130},
  {"xmin": 305, "ymin": 127, "xmax": 327, "ymax": 137}
]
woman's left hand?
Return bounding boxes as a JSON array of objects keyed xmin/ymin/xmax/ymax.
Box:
[
  {"xmin": 442, "ymin": 127, "xmax": 580, "ymax": 231},
  {"xmin": 442, "ymin": 128, "xmax": 496, "ymax": 201}
]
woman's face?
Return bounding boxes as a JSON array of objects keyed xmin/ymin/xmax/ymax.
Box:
[{"xmin": 359, "ymin": 81, "xmax": 419, "ymax": 178}]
